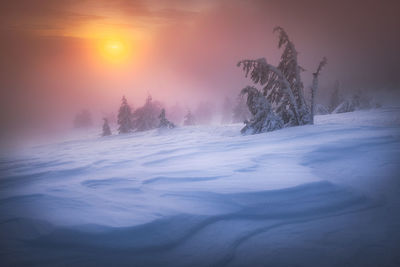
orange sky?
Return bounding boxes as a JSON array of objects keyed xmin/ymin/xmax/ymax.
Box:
[{"xmin": 0, "ymin": 0, "xmax": 399, "ymax": 145}]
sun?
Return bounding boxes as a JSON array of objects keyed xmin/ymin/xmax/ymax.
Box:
[{"xmin": 98, "ymin": 37, "xmax": 131, "ymax": 64}]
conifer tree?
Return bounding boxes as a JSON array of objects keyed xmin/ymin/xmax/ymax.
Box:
[
  {"xmin": 102, "ymin": 118, "xmax": 112, "ymax": 136},
  {"xmin": 117, "ymin": 96, "xmax": 133, "ymax": 134},
  {"xmin": 158, "ymin": 109, "xmax": 176, "ymax": 129},
  {"xmin": 240, "ymin": 86, "xmax": 283, "ymax": 134},
  {"xmin": 237, "ymin": 27, "xmax": 326, "ymax": 134},
  {"xmin": 274, "ymin": 27, "xmax": 310, "ymax": 124},
  {"xmin": 132, "ymin": 94, "xmax": 162, "ymax": 132},
  {"xmin": 238, "ymin": 27, "xmax": 308, "ymax": 127}
]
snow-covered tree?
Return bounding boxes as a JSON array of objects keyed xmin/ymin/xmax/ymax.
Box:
[
  {"xmin": 158, "ymin": 108, "xmax": 175, "ymax": 129},
  {"xmin": 329, "ymin": 80, "xmax": 342, "ymax": 113},
  {"xmin": 240, "ymin": 86, "xmax": 283, "ymax": 134},
  {"xmin": 238, "ymin": 56, "xmax": 302, "ymax": 128},
  {"xmin": 183, "ymin": 110, "xmax": 196, "ymax": 126},
  {"xmin": 132, "ymin": 94, "xmax": 162, "ymax": 132},
  {"xmin": 274, "ymin": 26, "xmax": 310, "ymax": 125},
  {"xmin": 73, "ymin": 109, "xmax": 92, "ymax": 128},
  {"xmin": 310, "ymin": 57, "xmax": 327, "ymax": 124},
  {"xmin": 237, "ymin": 27, "xmax": 328, "ymax": 134},
  {"xmin": 221, "ymin": 96, "xmax": 233, "ymax": 124},
  {"xmin": 117, "ymin": 96, "xmax": 133, "ymax": 134},
  {"xmin": 102, "ymin": 118, "xmax": 112, "ymax": 136},
  {"xmin": 238, "ymin": 27, "xmax": 311, "ymax": 130},
  {"xmin": 232, "ymin": 95, "xmax": 251, "ymax": 123}
]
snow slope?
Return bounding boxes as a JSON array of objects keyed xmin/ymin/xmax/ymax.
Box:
[{"xmin": 1, "ymin": 108, "xmax": 400, "ymax": 266}]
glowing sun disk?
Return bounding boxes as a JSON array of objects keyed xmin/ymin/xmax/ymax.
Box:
[{"xmin": 98, "ymin": 37, "xmax": 131, "ymax": 64}]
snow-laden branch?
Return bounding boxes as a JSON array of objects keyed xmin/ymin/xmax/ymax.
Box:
[
  {"xmin": 237, "ymin": 58, "xmax": 301, "ymax": 125},
  {"xmin": 240, "ymin": 86, "xmax": 283, "ymax": 134}
]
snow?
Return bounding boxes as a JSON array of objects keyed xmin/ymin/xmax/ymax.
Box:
[{"xmin": 1, "ymin": 108, "xmax": 400, "ymax": 266}]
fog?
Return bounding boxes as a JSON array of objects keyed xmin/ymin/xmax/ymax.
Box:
[{"xmin": 1, "ymin": 0, "xmax": 399, "ymax": 147}]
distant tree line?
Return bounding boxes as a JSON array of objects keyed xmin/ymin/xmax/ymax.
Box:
[{"xmin": 115, "ymin": 94, "xmax": 177, "ymax": 135}]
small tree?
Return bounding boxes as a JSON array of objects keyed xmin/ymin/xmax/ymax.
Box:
[
  {"xmin": 183, "ymin": 110, "xmax": 196, "ymax": 126},
  {"xmin": 158, "ymin": 109, "xmax": 176, "ymax": 129},
  {"xmin": 310, "ymin": 57, "xmax": 327, "ymax": 124},
  {"xmin": 117, "ymin": 96, "xmax": 133, "ymax": 134},
  {"xmin": 240, "ymin": 86, "xmax": 283, "ymax": 134},
  {"xmin": 102, "ymin": 118, "xmax": 112, "ymax": 136},
  {"xmin": 132, "ymin": 94, "xmax": 162, "ymax": 132}
]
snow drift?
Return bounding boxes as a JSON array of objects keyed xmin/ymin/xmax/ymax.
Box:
[{"xmin": 1, "ymin": 108, "xmax": 400, "ymax": 266}]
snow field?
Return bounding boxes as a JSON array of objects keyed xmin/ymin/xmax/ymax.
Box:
[{"xmin": 1, "ymin": 108, "xmax": 400, "ymax": 266}]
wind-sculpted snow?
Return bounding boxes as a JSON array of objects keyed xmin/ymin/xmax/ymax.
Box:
[{"xmin": 1, "ymin": 108, "xmax": 400, "ymax": 266}]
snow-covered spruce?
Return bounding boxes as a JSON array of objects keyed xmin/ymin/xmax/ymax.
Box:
[
  {"xmin": 238, "ymin": 58, "xmax": 299, "ymax": 126},
  {"xmin": 274, "ymin": 26, "xmax": 310, "ymax": 125},
  {"xmin": 117, "ymin": 96, "xmax": 133, "ymax": 134},
  {"xmin": 237, "ymin": 27, "xmax": 312, "ymax": 134},
  {"xmin": 158, "ymin": 109, "xmax": 176, "ymax": 129},
  {"xmin": 240, "ymin": 86, "xmax": 283, "ymax": 134},
  {"xmin": 102, "ymin": 118, "xmax": 112, "ymax": 136},
  {"xmin": 183, "ymin": 110, "xmax": 196, "ymax": 126},
  {"xmin": 132, "ymin": 95, "xmax": 162, "ymax": 132}
]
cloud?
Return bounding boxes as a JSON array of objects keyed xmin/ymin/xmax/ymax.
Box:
[
  {"xmin": 0, "ymin": 0, "xmax": 105, "ymax": 35},
  {"xmin": 0, "ymin": 0, "xmax": 201, "ymax": 36}
]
